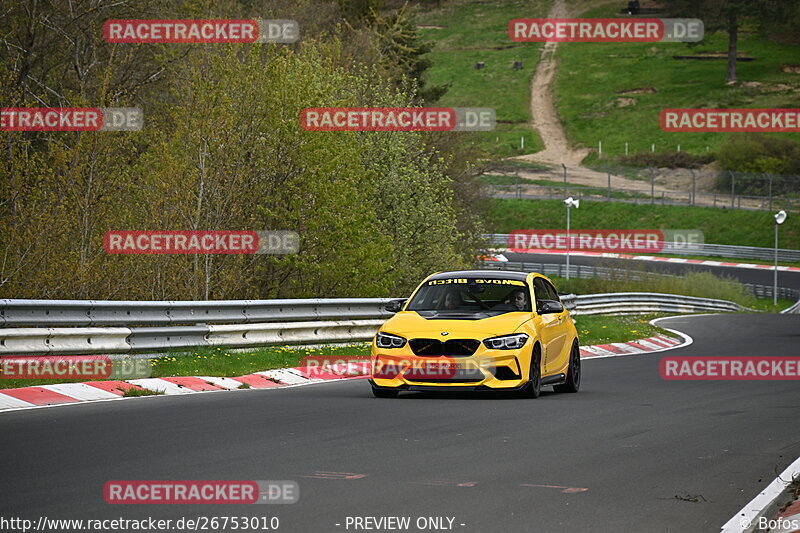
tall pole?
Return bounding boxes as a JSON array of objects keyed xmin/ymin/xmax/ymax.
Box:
[
  {"xmin": 774, "ymin": 222, "xmax": 779, "ymax": 307},
  {"xmin": 566, "ymin": 204, "xmax": 571, "ymax": 280},
  {"xmin": 562, "ymin": 163, "xmax": 568, "ymax": 197}
]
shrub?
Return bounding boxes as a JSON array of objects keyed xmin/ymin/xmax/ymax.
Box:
[{"xmin": 616, "ymin": 151, "xmax": 714, "ymax": 169}]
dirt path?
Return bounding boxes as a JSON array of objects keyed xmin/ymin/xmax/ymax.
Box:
[
  {"xmin": 515, "ymin": 0, "xmax": 590, "ymax": 167},
  {"xmin": 488, "ymin": 0, "xmax": 769, "ymax": 210},
  {"xmin": 507, "ymin": 0, "xmax": 672, "ymax": 193}
]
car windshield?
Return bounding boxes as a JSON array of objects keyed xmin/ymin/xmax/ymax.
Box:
[{"xmin": 406, "ymin": 277, "xmax": 532, "ymax": 317}]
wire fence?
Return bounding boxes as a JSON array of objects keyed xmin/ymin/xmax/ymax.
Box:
[{"xmin": 486, "ymin": 165, "xmax": 800, "ymax": 213}]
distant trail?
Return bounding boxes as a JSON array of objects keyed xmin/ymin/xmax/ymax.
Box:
[
  {"xmin": 515, "ymin": 0, "xmax": 589, "ymax": 167},
  {"xmin": 508, "ymin": 0, "xmax": 676, "ymax": 195}
]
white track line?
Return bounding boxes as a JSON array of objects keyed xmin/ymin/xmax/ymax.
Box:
[{"xmin": 721, "ymin": 455, "xmax": 800, "ymax": 533}]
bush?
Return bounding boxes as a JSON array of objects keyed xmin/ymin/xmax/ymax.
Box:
[
  {"xmin": 616, "ymin": 151, "xmax": 714, "ymax": 169},
  {"xmin": 714, "ymin": 134, "xmax": 800, "ymax": 195}
]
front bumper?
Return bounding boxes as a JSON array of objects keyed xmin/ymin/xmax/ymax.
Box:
[{"xmin": 369, "ymin": 347, "xmax": 529, "ymax": 390}]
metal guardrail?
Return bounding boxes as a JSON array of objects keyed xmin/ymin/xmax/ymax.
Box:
[
  {"xmin": 780, "ymin": 300, "xmax": 800, "ymax": 314},
  {"xmin": 0, "ymin": 320, "xmax": 385, "ymax": 355},
  {"xmin": 483, "ymin": 234, "xmax": 800, "ymax": 263},
  {"xmin": 562, "ymin": 292, "xmax": 752, "ymax": 316},
  {"xmin": 0, "ymin": 298, "xmax": 394, "ymax": 327},
  {"xmin": 0, "ymin": 289, "xmax": 767, "ymax": 355},
  {"xmin": 479, "ymin": 260, "xmax": 800, "ymax": 302}
]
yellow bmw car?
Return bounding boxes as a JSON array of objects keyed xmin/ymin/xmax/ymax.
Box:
[{"xmin": 369, "ymin": 270, "xmax": 580, "ymax": 398}]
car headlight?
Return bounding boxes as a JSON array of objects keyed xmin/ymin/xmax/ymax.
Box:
[
  {"xmin": 376, "ymin": 332, "xmax": 407, "ymax": 349},
  {"xmin": 483, "ymin": 333, "xmax": 528, "ymax": 350}
]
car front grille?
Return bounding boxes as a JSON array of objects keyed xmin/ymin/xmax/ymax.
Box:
[
  {"xmin": 408, "ymin": 338, "xmax": 480, "ymax": 356},
  {"xmin": 403, "ymin": 368, "xmax": 485, "ymax": 383}
]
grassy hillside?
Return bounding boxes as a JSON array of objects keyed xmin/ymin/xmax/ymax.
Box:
[
  {"xmin": 417, "ymin": 0, "xmax": 552, "ymax": 157},
  {"xmin": 487, "ymin": 198, "xmax": 800, "ymax": 250},
  {"xmin": 556, "ymin": 2, "xmax": 800, "ymax": 162}
]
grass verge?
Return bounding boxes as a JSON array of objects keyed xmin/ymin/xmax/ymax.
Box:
[
  {"xmin": 417, "ymin": 0, "xmax": 551, "ymax": 158},
  {"xmin": 548, "ymin": 270, "xmax": 788, "ymax": 310},
  {"xmin": 148, "ymin": 343, "xmax": 371, "ymax": 378},
  {"xmin": 486, "ymin": 198, "xmax": 800, "ymax": 251},
  {"xmin": 122, "ymin": 387, "xmax": 164, "ymax": 397},
  {"xmin": 573, "ymin": 314, "xmax": 669, "ymax": 346}
]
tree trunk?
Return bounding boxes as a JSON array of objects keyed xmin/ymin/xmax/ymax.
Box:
[{"xmin": 726, "ymin": 11, "xmax": 738, "ymax": 84}]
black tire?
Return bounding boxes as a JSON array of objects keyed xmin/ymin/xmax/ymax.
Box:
[
  {"xmin": 554, "ymin": 341, "xmax": 581, "ymax": 393},
  {"xmin": 519, "ymin": 344, "xmax": 542, "ymax": 399},
  {"xmin": 372, "ymin": 387, "xmax": 399, "ymax": 398}
]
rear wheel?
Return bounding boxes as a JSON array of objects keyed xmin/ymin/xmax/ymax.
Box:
[
  {"xmin": 520, "ymin": 344, "xmax": 542, "ymax": 398},
  {"xmin": 371, "ymin": 387, "xmax": 399, "ymax": 398},
  {"xmin": 554, "ymin": 341, "xmax": 581, "ymax": 393}
]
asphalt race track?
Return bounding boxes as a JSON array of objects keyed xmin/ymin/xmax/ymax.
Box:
[{"xmin": 1, "ymin": 313, "xmax": 799, "ymax": 532}]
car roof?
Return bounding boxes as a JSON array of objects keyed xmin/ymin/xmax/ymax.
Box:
[{"xmin": 428, "ymin": 270, "xmax": 531, "ymax": 281}]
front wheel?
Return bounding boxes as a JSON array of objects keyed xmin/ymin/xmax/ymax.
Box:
[
  {"xmin": 520, "ymin": 344, "xmax": 542, "ymax": 399},
  {"xmin": 554, "ymin": 341, "xmax": 581, "ymax": 393}
]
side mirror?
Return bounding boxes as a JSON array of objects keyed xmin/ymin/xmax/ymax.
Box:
[
  {"xmin": 538, "ymin": 300, "xmax": 564, "ymax": 314},
  {"xmin": 384, "ymin": 299, "xmax": 407, "ymax": 313}
]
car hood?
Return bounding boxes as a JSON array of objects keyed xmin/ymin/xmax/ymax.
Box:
[{"xmin": 380, "ymin": 310, "xmax": 530, "ymax": 338}]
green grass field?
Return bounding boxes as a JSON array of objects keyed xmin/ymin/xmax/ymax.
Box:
[
  {"xmin": 417, "ymin": 0, "xmax": 551, "ymax": 156},
  {"xmin": 418, "ymin": 0, "xmax": 800, "ymax": 161},
  {"xmin": 556, "ymin": 2, "xmax": 800, "ymax": 161},
  {"xmin": 487, "ymin": 198, "xmax": 800, "ymax": 250},
  {"xmin": 573, "ymin": 314, "xmax": 668, "ymax": 345}
]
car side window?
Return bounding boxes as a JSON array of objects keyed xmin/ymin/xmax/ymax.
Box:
[
  {"xmin": 543, "ymin": 280, "xmax": 560, "ymax": 302},
  {"xmin": 532, "ymin": 278, "xmax": 550, "ymax": 308}
]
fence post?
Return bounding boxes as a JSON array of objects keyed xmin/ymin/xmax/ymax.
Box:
[
  {"xmin": 650, "ymin": 167, "xmax": 655, "ymax": 204},
  {"xmin": 515, "ymin": 168, "xmax": 520, "ymax": 199},
  {"xmin": 607, "ymin": 172, "xmax": 611, "ymax": 200},
  {"xmin": 562, "ymin": 163, "xmax": 568, "ymax": 198},
  {"xmin": 690, "ymin": 169, "xmax": 696, "ymax": 206},
  {"xmin": 768, "ymin": 174, "xmax": 773, "ymax": 211},
  {"xmin": 729, "ymin": 170, "xmax": 735, "ymax": 209}
]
